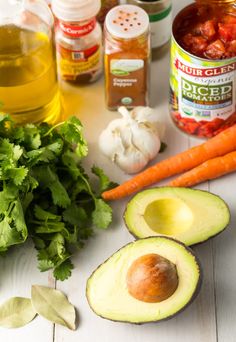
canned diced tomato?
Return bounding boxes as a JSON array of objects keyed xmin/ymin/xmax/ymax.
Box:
[{"xmin": 170, "ymin": 3, "xmax": 236, "ymax": 138}]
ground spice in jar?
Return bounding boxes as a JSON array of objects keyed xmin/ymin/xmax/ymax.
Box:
[
  {"xmin": 52, "ymin": 0, "xmax": 102, "ymax": 85},
  {"xmin": 104, "ymin": 4, "xmax": 151, "ymax": 110}
]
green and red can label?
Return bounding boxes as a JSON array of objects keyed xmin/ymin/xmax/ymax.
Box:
[{"xmin": 170, "ymin": 37, "xmax": 236, "ymax": 137}]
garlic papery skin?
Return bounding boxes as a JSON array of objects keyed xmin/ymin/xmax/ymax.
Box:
[
  {"xmin": 99, "ymin": 107, "xmax": 164, "ymax": 174},
  {"xmin": 98, "ymin": 119, "xmax": 125, "ymax": 160},
  {"xmin": 132, "ymin": 106, "xmax": 165, "ymax": 139},
  {"xmin": 116, "ymin": 146, "xmax": 149, "ymax": 174},
  {"xmin": 130, "ymin": 120, "xmax": 161, "ymax": 160}
]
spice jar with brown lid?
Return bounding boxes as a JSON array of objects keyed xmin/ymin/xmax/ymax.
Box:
[
  {"xmin": 52, "ymin": 0, "xmax": 103, "ymax": 85},
  {"xmin": 104, "ymin": 4, "xmax": 151, "ymax": 110}
]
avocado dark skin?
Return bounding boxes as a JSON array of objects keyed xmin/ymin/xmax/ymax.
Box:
[{"xmin": 86, "ymin": 236, "xmax": 203, "ymax": 325}]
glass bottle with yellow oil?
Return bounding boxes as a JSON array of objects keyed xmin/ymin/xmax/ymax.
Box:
[{"xmin": 0, "ymin": 0, "xmax": 61, "ymax": 124}]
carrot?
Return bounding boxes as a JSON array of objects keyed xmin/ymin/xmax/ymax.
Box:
[
  {"xmin": 102, "ymin": 124, "xmax": 236, "ymax": 201},
  {"xmin": 168, "ymin": 150, "xmax": 236, "ymax": 187}
]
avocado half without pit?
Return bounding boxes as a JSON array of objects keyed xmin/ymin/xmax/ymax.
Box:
[
  {"xmin": 124, "ymin": 187, "xmax": 230, "ymax": 246},
  {"xmin": 86, "ymin": 237, "xmax": 201, "ymax": 324}
]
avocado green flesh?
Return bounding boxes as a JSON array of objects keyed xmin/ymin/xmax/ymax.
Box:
[
  {"xmin": 86, "ymin": 237, "xmax": 201, "ymax": 323},
  {"xmin": 125, "ymin": 187, "xmax": 230, "ymax": 246}
]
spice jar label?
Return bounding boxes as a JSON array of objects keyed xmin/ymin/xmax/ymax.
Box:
[
  {"xmin": 57, "ymin": 44, "xmax": 101, "ymax": 82},
  {"xmin": 170, "ymin": 38, "xmax": 236, "ymax": 123},
  {"xmin": 59, "ymin": 20, "xmax": 96, "ymax": 38},
  {"xmin": 108, "ymin": 59, "xmax": 147, "ymax": 107}
]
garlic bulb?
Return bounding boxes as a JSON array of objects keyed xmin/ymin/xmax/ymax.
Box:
[{"xmin": 99, "ymin": 107, "xmax": 165, "ymax": 174}]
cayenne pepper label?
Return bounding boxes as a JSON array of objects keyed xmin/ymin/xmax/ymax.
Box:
[
  {"xmin": 108, "ymin": 59, "xmax": 147, "ymax": 107},
  {"xmin": 59, "ymin": 19, "xmax": 96, "ymax": 38}
]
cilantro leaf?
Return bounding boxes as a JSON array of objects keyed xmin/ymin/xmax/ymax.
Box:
[
  {"xmin": 36, "ymin": 234, "xmax": 71, "ymax": 274},
  {"xmin": 11, "ymin": 199, "xmax": 28, "ymax": 237},
  {"xmin": 34, "ymin": 205, "xmax": 61, "ymax": 222},
  {"xmin": 6, "ymin": 167, "xmax": 28, "ymax": 186},
  {"xmin": 62, "ymin": 150, "xmax": 81, "ymax": 180},
  {"xmin": 32, "ymin": 166, "xmax": 71, "ymax": 208},
  {"xmin": 37, "ymin": 256, "xmax": 55, "ymax": 272},
  {"xmin": 59, "ymin": 116, "xmax": 88, "ymax": 158},
  {"xmin": 63, "ymin": 204, "xmax": 88, "ymax": 226},
  {"xmin": 53, "ymin": 259, "xmax": 74, "ymax": 281},
  {"xmin": 92, "ymin": 166, "xmax": 118, "ymax": 194},
  {"xmin": 0, "ymin": 218, "xmax": 23, "ymax": 251},
  {"xmin": 22, "ymin": 124, "xmax": 41, "ymax": 150},
  {"xmin": 92, "ymin": 199, "xmax": 112, "ymax": 229}
]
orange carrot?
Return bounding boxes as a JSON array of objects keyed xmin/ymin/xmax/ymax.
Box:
[
  {"xmin": 102, "ymin": 124, "xmax": 236, "ymax": 201},
  {"xmin": 168, "ymin": 150, "xmax": 236, "ymax": 187}
]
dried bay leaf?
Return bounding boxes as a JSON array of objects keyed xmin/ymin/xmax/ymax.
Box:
[
  {"xmin": 0, "ymin": 297, "xmax": 37, "ymax": 328},
  {"xmin": 31, "ymin": 285, "xmax": 76, "ymax": 330}
]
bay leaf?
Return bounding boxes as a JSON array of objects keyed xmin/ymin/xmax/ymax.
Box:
[
  {"xmin": 0, "ymin": 297, "xmax": 37, "ymax": 329},
  {"xmin": 31, "ymin": 285, "xmax": 76, "ymax": 330}
]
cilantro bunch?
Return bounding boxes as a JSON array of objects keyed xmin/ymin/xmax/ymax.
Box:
[{"xmin": 0, "ymin": 115, "xmax": 113, "ymax": 280}]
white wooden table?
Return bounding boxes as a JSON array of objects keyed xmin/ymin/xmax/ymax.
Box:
[{"xmin": 1, "ymin": 1, "xmax": 236, "ymax": 341}]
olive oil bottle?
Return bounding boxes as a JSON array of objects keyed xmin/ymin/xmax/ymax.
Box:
[{"xmin": 0, "ymin": 24, "xmax": 61, "ymax": 124}]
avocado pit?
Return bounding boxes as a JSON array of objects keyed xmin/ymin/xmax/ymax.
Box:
[
  {"xmin": 144, "ymin": 198, "xmax": 194, "ymax": 236},
  {"xmin": 126, "ymin": 253, "xmax": 179, "ymax": 303}
]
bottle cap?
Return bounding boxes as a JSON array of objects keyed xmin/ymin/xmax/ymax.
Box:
[
  {"xmin": 105, "ymin": 4, "xmax": 149, "ymax": 39},
  {"xmin": 52, "ymin": 0, "xmax": 101, "ymax": 22}
]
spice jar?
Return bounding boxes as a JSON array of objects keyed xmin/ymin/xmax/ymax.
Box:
[
  {"xmin": 170, "ymin": 0, "xmax": 236, "ymax": 138},
  {"xmin": 97, "ymin": 0, "xmax": 120, "ymax": 25},
  {"xmin": 52, "ymin": 0, "xmax": 102, "ymax": 84},
  {"xmin": 127, "ymin": 0, "xmax": 172, "ymax": 58},
  {"xmin": 104, "ymin": 4, "xmax": 151, "ymax": 110}
]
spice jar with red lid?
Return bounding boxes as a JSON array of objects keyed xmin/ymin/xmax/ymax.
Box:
[{"xmin": 52, "ymin": 0, "xmax": 103, "ymax": 84}]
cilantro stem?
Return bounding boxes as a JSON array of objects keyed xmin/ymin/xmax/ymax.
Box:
[
  {"xmin": 80, "ymin": 175, "xmax": 96, "ymax": 201},
  {"xmin": 43, "ymin": 122, "xmax": 64, "ymax": 138}
]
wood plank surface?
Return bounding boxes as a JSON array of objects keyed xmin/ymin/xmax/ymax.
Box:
[
  {"xmin": 0, "ymin": 242, "xmax": 55, "ymax": 342},
  {"xmin": 210, "ymin": 174, "xmax": 236, "ymax": 342}
]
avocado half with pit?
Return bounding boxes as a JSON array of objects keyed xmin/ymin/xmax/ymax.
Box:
[
  {"xmin": 124, "ymin": 187, "xmax": 230, "ymax": 246},
  {"xmin": 86, "ymin": 237, "xmax": 201, "ymax": 324}
]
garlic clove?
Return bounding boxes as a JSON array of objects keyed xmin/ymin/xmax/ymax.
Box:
[
  {"xmin": 132, "ymin": 107, "xmax": 165, "ymax": 139},
  {"xmin": 116, "ymin": 146, "xmax": 149, "ymax": 174},
  {"xmin": 118, "ymin": 106, "xmax": 133, "ymax": 122},
  {"xmin": 119, "ymin": 124, "xmax": 133, "ymax": 150},
  {"xmin": 99, "ymin": 123, "xmax": 125, "ymax": 160},
  {"xmin": 132, "ymin": 107, "xmax": 159, "ymax": 125},
  {"xmin": 130, "ymin": 121, "xmax": 161, "ymax": 160}
]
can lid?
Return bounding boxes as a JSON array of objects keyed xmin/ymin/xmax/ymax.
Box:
[
  {"xmin": 105, "ymin": 5, "xmax": 149, "ymax": 39},
  {"xmin": 52, "ymin": 0, "xmax": 101, "ymax": 22}
]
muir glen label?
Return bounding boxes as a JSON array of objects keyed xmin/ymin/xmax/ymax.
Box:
[{"xmin": 170, "ymin": 38, "xmax": 236, "ymax": 123}]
